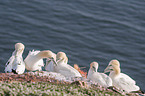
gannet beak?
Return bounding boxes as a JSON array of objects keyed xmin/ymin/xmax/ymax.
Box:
[
  {"xmin": 53, "ymin": 59, "xmax": 57, "ymax": 66},
  {"xmin": 56, "ymin": 58, "xmax": 61, "ymax": 63},
  {"xmin": 104, "ymin": 66, "xmax": 113, "ymax": 73},
  {"xmin": 92, "ymin": 66, "xmax": 96, "ymax": 72},
  {"xmin": 15, "ymin": 50, "xmax": 19, "ymax": 57},
  {"xmin": 51, "ymin": 57, "xmax": 57, "ymax": 66},
  {"xmin": 104, "ymin": 68, "xmax": 110, "ymax": 73}
]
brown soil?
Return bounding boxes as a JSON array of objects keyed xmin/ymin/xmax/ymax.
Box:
[{"xmin": 0, "ymin": 72, "xmax": 69, "ymax": 84}]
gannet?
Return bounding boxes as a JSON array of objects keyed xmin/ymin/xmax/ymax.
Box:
[
  {"xmin": 5, "ymin": 43, "xmax": 25, "ymax": 74},
  {"xmin": 45, "ymin": 52, "xmax": 56, "ymax": 72},
  {"xmin": 24, "ymin": 50, "xmax": 53, "ymax": 71},
  {"xmin": 104, "ymin": 59, "xmax": 141, "ymax": 93},
  {"xmin": 54, "ymin": 52, "xmax": 82, "ymax": 77},
  {"xmin": 87, "ymin": 62, "xmax": 112, "ymax": 88}
]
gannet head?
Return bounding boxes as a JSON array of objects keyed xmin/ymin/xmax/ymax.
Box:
[
  {"xmin": 15, "ymin": 43, "xmax": 25, "ymax": 56},
  {"xmin": 104, "ymin": 59, "xmax": 120, "ymax": 74},
  {"xmin": 56, "ymin": 52, "xmax": 68, "ymax": 64},
  {"xmin": 37, "ymin": 50, "xmax": 54, "ymax": 58},
  {"xmin": 109, "ymin": 59, "xmax": 120, "ymax": 67},
  {"xmin": 90, "ymin": 62, "xmax": 99, "ymax": 72},
  {"xmin": 38, "ymin": 50, "xmax": 57, "ymax": 65}
]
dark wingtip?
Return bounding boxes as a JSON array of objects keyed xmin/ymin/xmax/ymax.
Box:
[{"xmin": 12, "ymin": 69, "xmax": 18, "ymax": 74}]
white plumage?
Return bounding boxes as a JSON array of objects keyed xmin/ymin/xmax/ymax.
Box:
[
  {"xmin": 104, "ymin": 59, "xmax": 140, "ymax": 93},
  {"xmin": 45, "ymin": 52, "xmax": 56, "ymax": 72},
  {"xmin": 25, "ymin": 50, "xmax": 54, "ymax": 71},
  {"xmin": 87, "ymin": 62, "xmax": 112, "ymax": 88},
  {"xmin": 54, "ymin": 52, "xmax": 82, "ymax": 77},
  {"xmin": 24, "ymin": 50, "xmax": 44, "ymax": 71},
  {"xmin": 5, "ymin": 43, "xmax": 25, "ymax": 74}
]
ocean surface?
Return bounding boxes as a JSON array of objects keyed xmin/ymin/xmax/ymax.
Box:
[{"xmin": 0, "ymin": 0, "xmax": 145, "ymax": 91}]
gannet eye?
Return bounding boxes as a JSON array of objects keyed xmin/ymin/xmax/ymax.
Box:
[
  {"xmin": 110, "ymin": 69, "xmax": 113, "ymax": 71},
  {"xmin": 92, "ymin": 66, "xmax": 96, "ymax": 71}
]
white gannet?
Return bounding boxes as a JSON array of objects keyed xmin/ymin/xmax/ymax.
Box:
[
  {"xmin": 24, "ymin": 50, "xmax": 53, "ymax": 71},
  {"xmin": 104, "ymin": 59, "xmax": 140, "ymax": 93},
  {"xmin": 54, "ymin": 52, "xmax": 82, "ymax": 78},
  {"xmin": 5, "ymin": 43, "xmax": 25, "ymax": 74},
  {"xmin": 45, "ymin": 52, "xmax": 56, "ymax": 72},
  {"xmin": 87, "ymin": 62, "xmax": 112, "ymax": 88}
]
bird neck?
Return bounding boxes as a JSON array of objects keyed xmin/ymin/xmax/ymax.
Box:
[
  {"xmin": 13, "ymin": 50, "xmax": 23, "ymax": 57},
  {"xmin": 114, "ymin": 67, "xmax": 120, "ymax": 76},
  {"xmin": 87, "ymin": 68, "xmax": 96, "ymax": 79},
  {"xmin": 37, "ymin": 51, "xmax": 49, "ymax": 58},
  {"xmin": 88, "ymin": 68, "xmax": 95, "ymax": 75}
]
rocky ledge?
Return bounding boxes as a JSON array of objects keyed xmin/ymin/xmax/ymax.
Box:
[{"xmin": 0, "ymin": 72, "xmax": 141, "ymax": 96}]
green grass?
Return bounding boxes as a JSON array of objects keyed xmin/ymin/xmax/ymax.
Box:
[{"xmin": 0, "ymin": 81, "xmax": 125, "ymax": 96}]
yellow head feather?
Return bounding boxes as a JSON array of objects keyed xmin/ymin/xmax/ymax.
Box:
[
  {"xmin": 38, "ymin": 50, "xmax": 54, "ymax": 58},
  {"xmin": 56, "ymin": 52, "xmax": 68, "ymax": 63},
  {"xmin": 15, "ymin": 43, "xmax": 25, "ymax": 50}
]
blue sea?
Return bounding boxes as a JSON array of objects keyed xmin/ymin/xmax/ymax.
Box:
[{"xmin": 0, "ymin": 0, "xmax": 145, "ymax": 91}]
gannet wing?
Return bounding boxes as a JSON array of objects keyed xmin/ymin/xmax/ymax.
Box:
[
  {"xmin": 4, "ymin": 55, "xmax": 15, "ymax": 73},
  {"xmin": 100, "ymin": 73, "xmax": 112, "ymax": 87},
  {"xmin": 118, "ymin": 73, "xmax": 139, "ymax": 92},
  {"xmin": 12, "ymin": 56, "xmax": 25, "ymax": 74},
  {"xmin": 56, "ymin": 64, "xmax": 82, "ymax": 77},
  {"xmin": 120, "ymin": 73, "xmax": 136, "ymax": 84}
]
